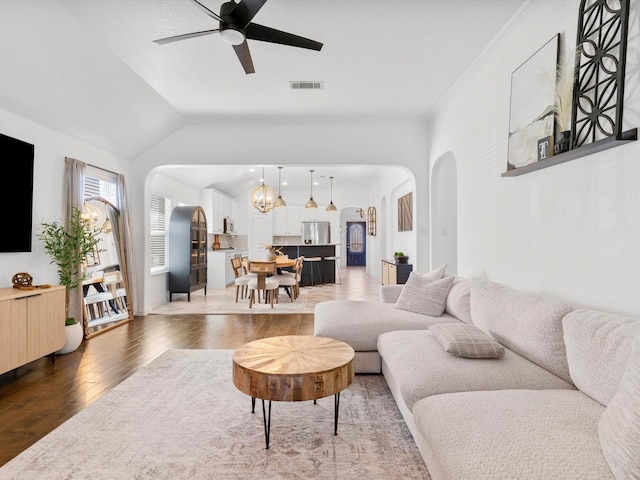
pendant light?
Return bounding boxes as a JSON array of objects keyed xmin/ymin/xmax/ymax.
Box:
[
  {"xmin": 250, "ymin": 167, "xmax": 275, "ymax": 213},
  {"xmin": 305, "ymin": 169, "xmax": 318, "ymax": 208},
  {"xmin": 274, "ymin": 166, "xmax": 286, "ymax": 208},
  {"xmin": 326, "ymin": 176, "xmax": 337, "ymax": 212}
]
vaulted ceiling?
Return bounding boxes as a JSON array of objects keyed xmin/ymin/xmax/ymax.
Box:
[{"xmin": 0, "ymin": 1, "xmax": 524, "ymax": 192}]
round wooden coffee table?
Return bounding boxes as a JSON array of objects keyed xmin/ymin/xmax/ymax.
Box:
[{"xmin": 232, "ymin": 335, "xmax": 355, "ymax": 448}]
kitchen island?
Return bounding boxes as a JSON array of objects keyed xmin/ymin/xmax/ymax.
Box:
[{"xmin": 274, "ymin": 244, "xmax": 339, "ymax": 286}]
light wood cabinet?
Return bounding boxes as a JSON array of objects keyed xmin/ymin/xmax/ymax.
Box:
[
  {"xmin": 0, "ymin": 285, "xmax": 65, "ymax": 375},
  {"xmin": 381, "ymin": 260, "xmax": 413, "ymax": 285}
]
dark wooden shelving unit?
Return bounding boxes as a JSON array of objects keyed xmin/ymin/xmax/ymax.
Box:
[
  {"xmin": 502, "ymin": 129, "xmax": 637, "ymax": 177},
  {"xmin": 168, "ymin": 206, "xmax": 208, "ymax": 301}
]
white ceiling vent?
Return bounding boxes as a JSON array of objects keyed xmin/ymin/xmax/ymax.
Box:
[{"xmin": 290, "ymin": 81, "xmax": 324, "ymax": 90}]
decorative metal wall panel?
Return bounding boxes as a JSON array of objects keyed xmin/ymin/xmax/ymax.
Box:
[{"xmin": 571, "ymin": 0, "xmax": 631, "ymax": 148}]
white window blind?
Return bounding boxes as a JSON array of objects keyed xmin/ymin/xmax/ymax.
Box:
[{"xmin": 150, "ymin": 194, "xmax": 170, "ymax": 270}]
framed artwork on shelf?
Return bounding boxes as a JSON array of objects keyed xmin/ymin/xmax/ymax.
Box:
[
  {"xmin": 506, "ymin": 34, "xmax": 559, "ymax": 172},
  {"xmin": 398, "ymin": 193, "xmax": 413, "ymax": 232}
]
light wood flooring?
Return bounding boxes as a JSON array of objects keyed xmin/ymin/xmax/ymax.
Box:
[{"xmin": 0, "ymin": 266, "xmax": 380, "ymax": 467}]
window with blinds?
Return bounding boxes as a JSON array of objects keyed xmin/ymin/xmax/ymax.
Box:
[
  {"xmin": 84, "ymin": 167, "xmax": 118, "ymax": 205},
  {"xmin": 150, "ymin": 194, "xmax": 170, "ymax": 270}
]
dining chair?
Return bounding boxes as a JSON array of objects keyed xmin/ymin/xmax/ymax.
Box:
[
  {"xmin": 231, "ymin": 256, "xmax": 251, "ymax": 302},
  {"xmin": 276, "ymin": 256, "xmax": 303, "ymax": 301},
  {"xmin": 247, "ymin": 260, "xmax": 279, "ymax": 308}
]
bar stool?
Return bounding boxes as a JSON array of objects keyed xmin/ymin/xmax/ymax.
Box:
[
  {"xmin": 303, "ymin": 256, "xmax": 323, "ymax": 287},
  {"xmin": 85, "ymin": 292, "xmax": 114, "ymax": 321},
  {"xmin": 323, "ymin": 255, "xmax": 341, "ymax": 285}
]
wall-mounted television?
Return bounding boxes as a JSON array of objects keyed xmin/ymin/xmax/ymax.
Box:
[{"xmin": 0, "ymin": 133, "xmax": 34, "ymax": 252}]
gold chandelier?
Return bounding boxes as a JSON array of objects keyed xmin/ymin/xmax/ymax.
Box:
[{"xmin": 251, "ymin": 167, "xmax": 275, "ymax": 213}]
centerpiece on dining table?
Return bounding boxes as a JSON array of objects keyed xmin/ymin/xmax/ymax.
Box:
[{"xmin": 261, "ymin": 243, "xmax": 285, "ymax": 261}]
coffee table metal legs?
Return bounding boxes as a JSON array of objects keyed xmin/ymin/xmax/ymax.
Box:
[
  {"xmin": 262, "ymin": 399, "xmax": 272, "ymax": 449},
  {"xmin": 252, "ymin": 393, "xmax": 341, "ymax": 449}
]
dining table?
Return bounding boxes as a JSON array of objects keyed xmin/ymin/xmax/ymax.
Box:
[{"xmin": 249, "ymin": 257, "xmax": 296, "ymax": 301}]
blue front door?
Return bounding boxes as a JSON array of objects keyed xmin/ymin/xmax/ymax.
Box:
[{"xmin": 346, "ymin": 222, "xmax": 366, "ymax": 266}]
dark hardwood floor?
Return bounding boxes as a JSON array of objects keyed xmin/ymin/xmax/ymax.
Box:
[{"xmin": 0, "ymin": 313, "xmax": 314, "ymax": 467}]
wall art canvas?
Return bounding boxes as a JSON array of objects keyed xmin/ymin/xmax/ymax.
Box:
[{"xmin": 507, "ymin": 34, "xmax": 559, "ymax": 171}]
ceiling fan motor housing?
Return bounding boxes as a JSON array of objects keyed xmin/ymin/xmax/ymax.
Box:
[{"xmin": 219, "ymin": 2, "xmax": 246, "ymax": 45}]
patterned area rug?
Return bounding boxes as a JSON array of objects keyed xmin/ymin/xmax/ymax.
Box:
[{"xmin": 0, "ymin": 349, "xmax": 430, "ymax": 479}]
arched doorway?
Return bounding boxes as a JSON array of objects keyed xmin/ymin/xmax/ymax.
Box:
[{"xmin": 431, "ymin": 152, "xmax": 458, "ymax": 273}]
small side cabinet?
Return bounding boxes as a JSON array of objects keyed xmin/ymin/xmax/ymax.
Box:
[
  {"xmin": 381, "ymin": 260, "xmax": 413, "ymax": 285},
  {"xmin": 0, "ymin": 285, "xmax": 66, "ymax": 375},
  {"xmin": 169, "ymin": 205, "xmax": 208, "ymax": 301}
]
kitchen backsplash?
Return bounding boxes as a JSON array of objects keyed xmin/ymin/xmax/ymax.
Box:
[{"xmin": 207, "ymin": 234, "xmax": 248, "ymax": 250}]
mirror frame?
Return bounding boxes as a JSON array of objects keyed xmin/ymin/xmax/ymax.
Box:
[{"xmin": 83, "ymin": 196, "xmax": 133, "ymax": 338}]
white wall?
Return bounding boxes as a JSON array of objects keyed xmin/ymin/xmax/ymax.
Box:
[
  {"xmin": 0, "ymin": 107, "xmax": 130, "ymax": 290},
  {"xmin": 134, "ymin": 119, "xmax": 427, "ymax": 314},
  {"xmin": 429, "ymin": 0, "xmax": 640, "ymax": 315}
]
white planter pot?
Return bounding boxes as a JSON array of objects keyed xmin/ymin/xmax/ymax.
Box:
[{"xmin": 56, "ymin": 322, "xmax": 84, "ymax": 354}]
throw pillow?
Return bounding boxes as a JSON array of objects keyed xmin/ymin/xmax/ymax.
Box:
[
  {"xmin": 598, "ymin": 333, "xmax": 640, "ymax": 479},
  {"xmin": 429, "ymin": 323, "xmax": 505, "ymax": 359},
  {"xmin": 394, "ymin": 274, "xmax": 454, "ymax": 317}
]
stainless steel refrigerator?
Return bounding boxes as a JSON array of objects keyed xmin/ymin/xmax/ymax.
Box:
[{"xmin": 301, "ymin": 221, "xmax": 331, "ymax": 244}]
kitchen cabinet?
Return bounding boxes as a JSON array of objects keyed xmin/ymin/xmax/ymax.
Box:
[
  {"xmin": 273, "ymin": 206, "xmax": 303, "ymax": 236},
  {"xmin": 200, "ymin": 189, "xmax": 239, "ymax": 234},
  {"xmin": 208, "ymin": 250, "xmax": 240, "ymax": 289},
  {"xmin": 381, "ymin": 260, "xmax": 412, "ymax": 285},
  {"xmin": 0, "ymin": 285, "xmax": 66, "ymax": 375},
  {"xmin": 169, "ymin": 206, "xmax": 208, "ymax": 301}
]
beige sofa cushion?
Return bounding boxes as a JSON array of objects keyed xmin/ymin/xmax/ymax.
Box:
[
  {"xmin": 378, "ymin": 329, "xmax": 574, "ymax": 412},
  {"xmin": 563, "ymin": 309, "xmax": 640, "ymax": 405},
  {"xmin": 314, "ymin": 300, "xmax": 460, "ymax": 351},
  {"xmin": 444, "ymin": 276, "xmax": 472, "ymax": 323},
  {"xmin": 394, "ymin": 275, "xmax": 454, "ymax": 317},
  {"xmin": 470, "ymin": 280, "xmax": 575, "ymax": 383},
  {"xmin": 413, "ymin": 389, "xmax": 613, "ymax": 480},
  {"xmin": 598, "ymin": 333, "xmax": 640, "ymax": 479},
  {"xmin": 430, "ymin": 323, "xmax": 505, "ymax": 359}
]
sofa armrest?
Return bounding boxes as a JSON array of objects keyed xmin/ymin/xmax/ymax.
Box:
[{"xmin": 379, "ymin": 285, "xmax": 403, "ymax": 303}]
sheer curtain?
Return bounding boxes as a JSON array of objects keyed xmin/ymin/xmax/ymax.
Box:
[
  {"xmin": 116, "ymin": 173, "xmax": 137, "ymax": 314},
  {"xmin": 64, "ymin": 157, "xmax": 86, "ymax": 329}
]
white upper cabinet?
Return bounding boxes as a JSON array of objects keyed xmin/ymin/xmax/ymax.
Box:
[
  {"xmin": 201, "ymin": 189, "xmax": 239, "ymax": 234},
  {"xmin": 272, "ymin": 206, "xmax": 303, "ymax": 236}
]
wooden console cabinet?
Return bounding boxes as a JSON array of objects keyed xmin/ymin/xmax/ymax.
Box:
[
  {"xmin": 381, "ymin": 260, "xmax": 413, "ymax": 285},
  {"xmin": 0, "ymin": 285, "xmax": 65, "ymax": 375}
]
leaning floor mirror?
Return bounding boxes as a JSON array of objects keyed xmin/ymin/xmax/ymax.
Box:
[{"xmin": 82, "ymin": 196, "xmax": 133, "ymax": 337}]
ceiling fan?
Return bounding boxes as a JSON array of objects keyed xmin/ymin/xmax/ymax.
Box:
[{"xmin": 153, "ymin": 0, "xmax": 323, "ymax": 74}]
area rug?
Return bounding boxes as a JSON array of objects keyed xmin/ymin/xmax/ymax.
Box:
[{"xmin": 0, "ymin": 349, "xmax": 430, "ymax": 479}]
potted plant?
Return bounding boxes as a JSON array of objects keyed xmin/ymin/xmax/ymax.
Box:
[
  {"xmin": 394, "ymin": 251, "xmax": 409, "ymax": 264},
  {"xmin": 38, "ymin": 207, "xmax": 102, "ymax": 354}
]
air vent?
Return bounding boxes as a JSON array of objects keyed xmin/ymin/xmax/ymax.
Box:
[{"xmin": 290, "ymin": 81, "xmax": 324, "ymax": 90}]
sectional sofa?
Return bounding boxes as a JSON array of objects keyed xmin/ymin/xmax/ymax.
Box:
[{"xmin": 314, "ymin": 270, "xmax": 640, "ymax": 479}]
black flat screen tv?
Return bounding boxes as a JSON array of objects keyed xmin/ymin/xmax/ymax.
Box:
[{"xmin": 0, "ymin": 133, "xmax": 34, "ymax": 252}]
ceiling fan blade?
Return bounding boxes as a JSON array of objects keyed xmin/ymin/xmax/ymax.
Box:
[
  {"xmin": 153, "ymin": 29, "xmax": 220, "ymax": 45},
  {"xmin": 189, "ymin": 0, "xmax": 225, "ymax": 23},
  {"xmin": 229, "ymin": 0, "xmax": 268, "ymax": 27},
  {"xmin": 245, "ymin": 23, "xmax": 323, "ymax": 51},
  {"xmin": 233, "ymin": 41, "xmax": 255, "ymax": 74}
]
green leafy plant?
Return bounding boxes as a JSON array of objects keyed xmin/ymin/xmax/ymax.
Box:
[
  {"xmin": 39, "ymin": 207, "xmax": 102, "ymax": 325},
  {"xmin": 394, "ymin": 251, "xmax": 405, "ymax": 257}
]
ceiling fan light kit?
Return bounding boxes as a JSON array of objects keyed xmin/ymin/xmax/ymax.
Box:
[{"xmin": 153, "ymin": 0, "xmax": 323, "ymax": 74}]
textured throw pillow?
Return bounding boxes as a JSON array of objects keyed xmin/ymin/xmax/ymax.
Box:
[
  {"xmin": 429, "ymin": 323, "xmax": 505, "ymax": 359},
  {"xmin": 598, "ymin": 333, "xmax": 640, "ymax": 479},
  {"xmin": 394, "ymin": 274, "xmax": 454, "ymax": 317}
]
